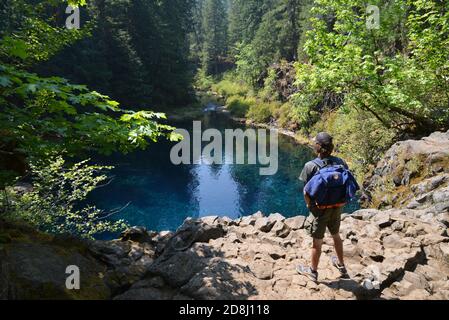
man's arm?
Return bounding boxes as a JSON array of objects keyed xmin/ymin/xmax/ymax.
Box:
[
  {"xmin": 300, "ymin": 162, "xmax": 315, "ymax": 208},
  {"xmin": 304, "ymin": 191, "xmax": 313, "ymax": 209}
]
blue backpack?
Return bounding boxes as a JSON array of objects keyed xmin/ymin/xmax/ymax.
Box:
[{"xmin": 304, "ymin": 158, "xmax": 360, "ymax": 207}]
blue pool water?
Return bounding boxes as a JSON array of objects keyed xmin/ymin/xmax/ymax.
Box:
[{"xmin": 89, "ymin": 112, "xmax": 359, "ymax": 232}]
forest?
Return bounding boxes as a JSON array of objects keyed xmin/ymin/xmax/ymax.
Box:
[{"xmin": 1, "ymin": 0, "xmax": 448, "ymax": 237}]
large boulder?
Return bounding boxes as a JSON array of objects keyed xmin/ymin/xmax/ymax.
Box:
[
  {"xmin": 120, "ymin": 227, "xmax": 157, "ymax": 244},
  {"xmin": 147, "ymin": 244, "xmax": 210, "ymax": 287},
  {"xmin": 285, "ymin": 216, "xmax": 306, "ymax": 231},
  {"xmin": 364, "ymin": 130, "xmax": 449, "ymax": 210},
  {"xmin": 0, "ymin": 222, "xmax": 110, "ymax": 300}
]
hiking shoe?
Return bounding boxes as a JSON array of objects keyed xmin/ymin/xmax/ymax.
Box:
[
  {"xmin": 331, "ymin": 256, "xmax": 349, "ymax": 278},
  {"xmin": 296, "ymin": 265, "xmax": 318, "ymax": 282}
]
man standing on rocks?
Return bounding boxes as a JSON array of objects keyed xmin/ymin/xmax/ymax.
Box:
[{"xmin": 296, "ymin": 132, "xmax": 359, "ymax": 282}]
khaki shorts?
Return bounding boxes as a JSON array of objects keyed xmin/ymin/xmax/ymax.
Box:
[{"xmin": 304, "ymin": 206, "xmax": 343, "ymax": 240}]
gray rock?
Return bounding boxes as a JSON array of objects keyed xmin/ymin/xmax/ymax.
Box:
[
  {"xmin": 414, "ymin": 265, "xmax": 446, "ymax": 282},
  {"xmin": 227, "ymin": 233, "xmax": 243, "ymax": 244},
  {"xmin": 374, "ymin": 212, "xmax": 392, "ymax": 229},
  {"xmin": 250, "ymin": 261, "xmax": 273, "ymax": 280},
  {"xmin": 351, "ymin": 209, "xmax": 378, "ymax": 221},
  {"xmin": 268, "ymin": 213, "xmax": 286, "ymax": 223},
  {"xmin": 285, "ymin": 216, "xmax": 306, "ymax": 230},
  {"xmin": 219, "ymin": 216, "xmax": 233, "ymax": 226},
  {"xmin": 254, "ymin": 217, "xmax": 275, "ymax": 233},
  {"xmin": 437, "ymin": 213, "xmax": 449, "ymax": 228},
  {"xmin": 89, "ymin": 241, "xmax": 131, "ymax": 267},
  {"xmin": 1, "ymin": 242, "xmax": 109, "ymax": 299},
  {"xmin": 406, "ymin": 200, "xmax": 421, "ymax": 209},
  {"xmin": 180, "ymin": 258, "xmax": 255, "ymax": 300},
  {"xmin": 364, "ymin": 130, "xmax": 449, "ymax": 208},
  {"xmin": 114, "ymin": 287, "xmax": 172, "ymax": 300},
  {"xmin": 434, "ymin": 201, "xmax": 449, "ymax": 214},
  {"xmin": 405, "ymin": 225, "xmax": 426, "ymax": 237},
  {"xmin": 440, "ymin": 243, "xmax": 449, "ymax": 264},
  {"xmin": 402, "ymin": 271, "xmax": 429, "ymax": 290},
  {"xmin": 383, "ymin": 234, "xmax": 407, "ymax": 249},
  {"xmin": 391, "ymin": 220, "xmax": 405, "ymax": 231},
  {"xmin": 169, "ymin": 221, "xmax": 226, "ymax": 251},
  {"xmin": 148, "ymin": 248, "xmax": 207, "ymax": 287},
  {"xmin": 200, "ymin": 216, "xmax": 219, "ymax": 225},
  {"xmin": 240, "ymin": 212, "xmax": 263, "ymax": 227},
  {"xmin": 121, "ymin": 227, "xmax": 156, "ymax": 244},
  {"xmin": 260, "ymin": 235, "xmax": 284, "ymax": 247},
  {"xmin": 432, "ymin": 187, "xmax": 449, "ymax": 204},
  {"xmin": 130, "ymin": 276, "xmax": 166, "ymax": 290},
  {"xmin": 359, "ymin": 223, "xmax": 380, "ymax": 238},
  {"xmin": 270, "ymin": 221, "xmax": 291, "ymax": 238},
  {"xmin": 254, "ymin": 243, "xmax": 286, "ymax": 260},
  {"xmin": 156, "ymin": 231, "xmax": 174, "ymax": 241}
]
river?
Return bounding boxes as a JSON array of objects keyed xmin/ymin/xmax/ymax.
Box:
[{"xmin": 88, "ymin": 111, "xmax": 359, "ymax": 233}]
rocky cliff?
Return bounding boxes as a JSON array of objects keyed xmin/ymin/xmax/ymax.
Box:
[
  {"xmin": 1, "ymin": 131, "xmax": 448, "ymax": 300},
  {"xmin": 364, "ymin": 130, "xmax": 449, "ymax": 211}
]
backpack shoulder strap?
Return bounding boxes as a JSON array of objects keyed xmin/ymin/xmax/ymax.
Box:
[{"xmin": 312, "ymin": 158, "xmax": 326, "ymax": 169}]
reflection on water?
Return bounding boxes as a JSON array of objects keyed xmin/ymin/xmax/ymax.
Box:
[
  {"xmin": 88, "ymin": 112, "xmax": 359, "ymax": 232},
  {"xmin": 193, "ymin": 163, "xmax": 241, "ymax": 219}
]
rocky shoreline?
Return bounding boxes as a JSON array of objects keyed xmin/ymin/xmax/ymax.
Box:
[
  {"xmin": 1, "ymin": 205, "xmax": 447, "ymax": 300},
  {"xmin": 1, "ymin": 131, "xmax": 448, "ymax": 300},
  {"xmin": 94, "ymin": 207, "xmax": 449, "ymax": 300}
]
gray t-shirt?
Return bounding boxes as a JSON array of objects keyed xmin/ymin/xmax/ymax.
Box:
[{"xmin": 299, "ymin": 156, "xmax": 348, "ymax": 184}]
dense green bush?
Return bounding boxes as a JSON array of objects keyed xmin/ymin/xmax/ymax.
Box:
[
  {"xmin": 292, "ymin": 0, "xmax": 449, "ymax": 136},
  {"xmin": 274, "ymin": 102, "xmax": 298, "ymax": 129},
  {"xmin": 1, "ymin": 156, "xmax": 128, "ymax": 239},
  {"xmin": 259, "ymin": 67, "xmax": 280, "ymax": 102},
  {"xmin": 247, "ymin": 101, "xmax": 279, "ymax": 123},
  {"xmin": 212, "ymin": 78, "xmax": 250, "ymax": 97},
  {"xmin": 194, "ymin": 70, "xmax": 216, "ymax": 91},
  {"xmin": 226, "ymin": 95, "xmax": 256, "ymax": 117}
]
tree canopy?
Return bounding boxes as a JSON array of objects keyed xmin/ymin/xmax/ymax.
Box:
[{"xmin": 0, "ymin": 0, "xmax": 185, "ymax": 188}]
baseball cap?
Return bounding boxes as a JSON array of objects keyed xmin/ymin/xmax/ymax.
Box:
[{"xmin": 315, "ymin": 132, "xmax": 333, "ymax": 146}]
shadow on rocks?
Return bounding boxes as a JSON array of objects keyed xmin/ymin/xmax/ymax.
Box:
[
  {"xmin": 322, "ymin": 277, "xmax": 382, "ymax": 300},
  {"xmin": 113, "ymin": 218, "xmax": 258, "ymax": 300}
]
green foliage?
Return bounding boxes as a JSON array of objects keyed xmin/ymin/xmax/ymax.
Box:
[
  {"xmin": 211, "ymin": 74, "xmax": 251, "ymax": 97},
  {"xmin": 311, "ymin": 107, "xmax": 397, "ymax": 181},
  {"xmin": 235, "ymin": 42, "xmax": 270, "ymax": 87},
  {"xmin": 228, "ymin": 0, "xmax": 272, "ymax": 47},
  {"xmin": 231, "ymin": 0, "xmax": 310, "ymax": 86},
  {"xmin": 259, "ymin": 67, "xmax": 280, "ymax": 101},
  {"xmin": 246, "ymin": 101, "xmax": 279, "ymax": 123},
  {"xmin": 0, "ymin": 1, "xmax": 90, "ymax": 66},
  {"xmin": 226, "ymin": 96, "xmax": 256, "ymax": 117},
  {"xmin": 201, "ymin": 0, "xmax": 229, "ymax": 75},
  {"xmin": 274, "ymin": 102, "xmax": 297, "ymax": 128},
  {"xmin": 0, "ymin": 1, "xmax": 182, "ymax": 189},
  {"xmin": 194, "ymin": 69, "xmax": 216, "ymax": 91},
  {"xmin": 0, "ymin": 63, "xmax": 178, "ymax": 163},
  {"xmin": 292, "ymin": 0, "xmax": 449, "ymax": 135},
  {"xmin": 1, "ymin": 156, "xmax": 128, "ymax": 239},
  {"xmin": 20, "ymin": 0, "xmax": 196, "ymax": 107}
]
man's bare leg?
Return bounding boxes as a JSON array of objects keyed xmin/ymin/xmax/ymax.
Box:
[
  {"xmin": 311, "ymin": 238, "xmax": 323, "ymax": 271},
  {"xmin": 332, "ymin": 233, "xmax": 345, "ymax": 266}
]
